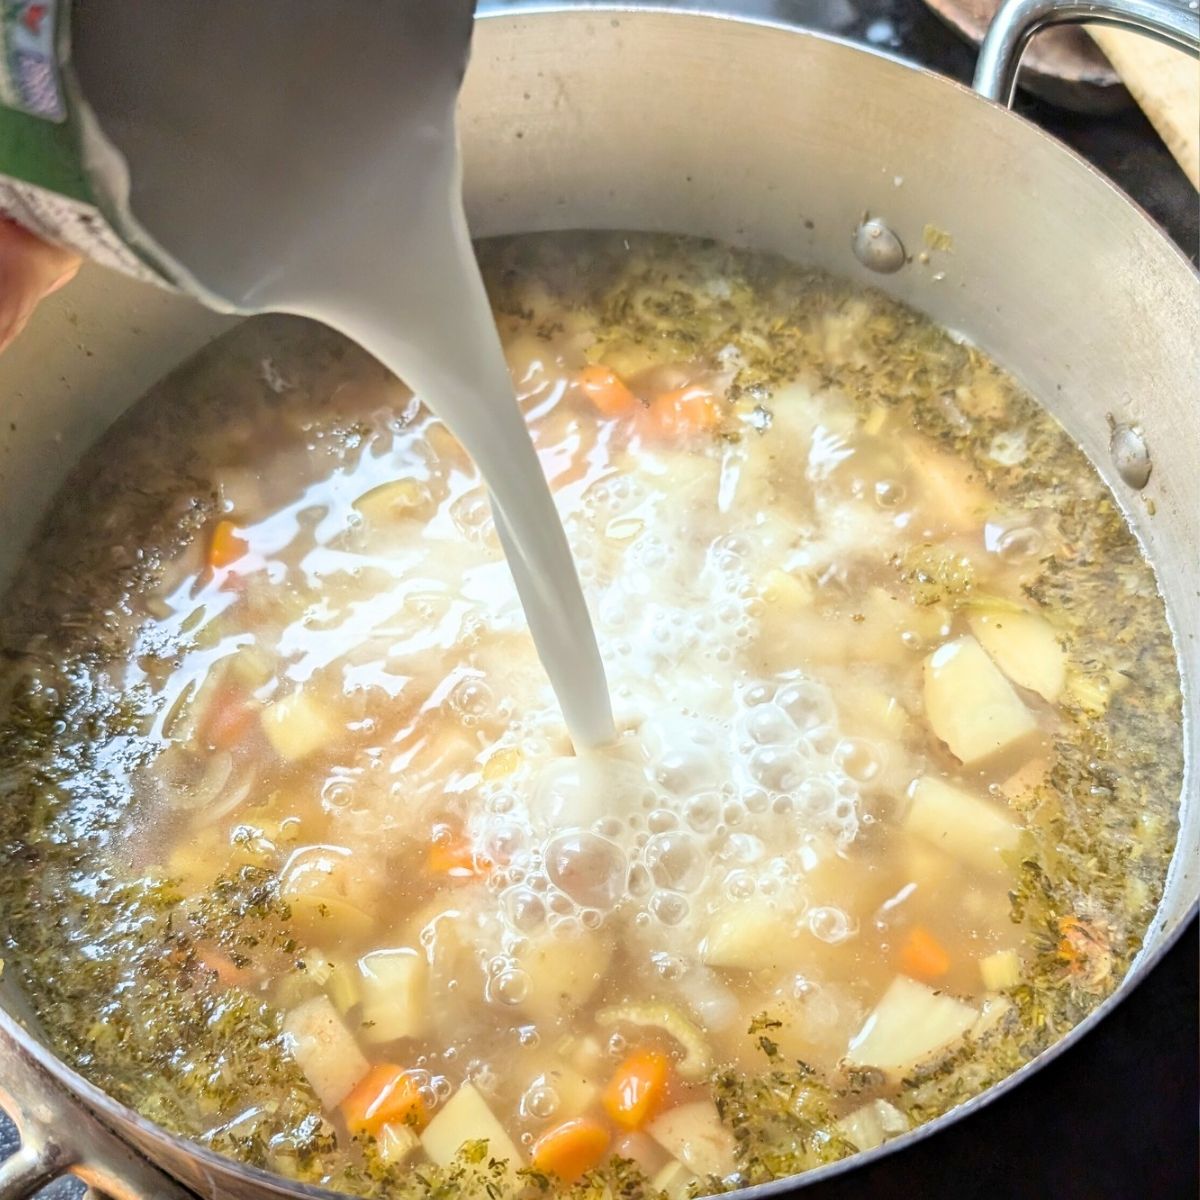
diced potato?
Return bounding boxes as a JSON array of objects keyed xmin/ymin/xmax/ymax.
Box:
[
  {"xmin": 377, "ymin": 1121, "xmax": 421, "ymax": 1166},
  {"xmin": 907, "ymin": 442, "xmax": 991, "ymax": 531},
  {"xmin": 971, "ymin": 994, "xmax": 1015, "ymax": 1040},
  {"xmin": 261, "ymin": 690, "xmax": 338, "ymax": 761},
  {"xmin": 358, "ymin": 948, "xmax": 428, "ymax": 1043},
  {"xmin": 555, "ymin": 1033, "xmax": 606, "ymax": 1076},
  {"xmin": 353, "ymin": 478, "xmax": 433, "ymax": 522},
  {"xmin": 968, "ymin": 608, "xmax": 1066, "ymax": 703},
  {"xmin": 534, "ymin": 1064, "xmax": 600, "ymax": 1120},
  {"xmin": 905, "ymin": 776, "xmax": 1020, "ymax": 873},
  {"xmin": 979, "ymin": 948, "xmax": 1021, "ymax": 991},
  {"xmin": 648, "ymin": 1101, "xmax": 736, "ymax": 1179},
  {"xmin": 322, "ymin": 957, "xmax": 362, "ymax": 1015},
  {"xmin": 284, "ymin": 893, "xmax": 373, "ymax": 943},
  {"xmin": 279, "ymin": 847, "xmax": 374, "ymax": 941},
  {"xmin": 760, "ymin": 568, "xmax": 814, "ymax": 609},
  {"xmin": 836, "ymin": 1098, "xmax": 909, "ymax": 1152},
  {"xmin": 853, "ymin": 587, "xmax": 950, "ymax": 662},
  {"xmin": 923, "ymin": 636, "xmax": 1036, "ymax": 763},
  {"xmin": 420, "ymin": 1082, "xmax": 523, "ymax": 1168},
  {"xmin": 900, "ymin": 834, "xmax": 956, "ymax": 892},
  {"xmin": 845, "ymin": 976, "xmax": 977, "ymax": 1078},
  {"xmin": 998, "ymin": 756, "xmax": 1048, "ymax": 804},
  {"xmin": 272, "ymin": 967, "xmax": 323, "ymax": 1011},
  {"xmin": 701, "ymin": 896, "xmax": 796, "ymax": 971},
  {"xmin": 282, "ymin": 995, "xmax": 369, "ymax": 1108},
  {"xmin": 651, "ymin": 1159, "xmax": 701, "ymax": 1199},
  {"xmin": 517, "ymin": 930, "xmax": 612, "ymax": 1025},
  {"xmin": 839, "ymin": 680, "xmax": 911, "ymax": 741}
]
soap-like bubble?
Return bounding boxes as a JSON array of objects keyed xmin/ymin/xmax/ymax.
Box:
[
  {"xmin": 521, "ymin": 1079, "xmax": 559, "ymax": 1120},
  {"xmin": 490, "ymin": 968, "xmax": 531, "ymax": 1007},
  {"xmin": 503, "ymin": 887, "xmax": 547, "ymax": 933},
  {"xmin": 806, "ymin": 725, "xmax": 838, "ymax": 756},
  {"xmin": 809, "ymin": 905, "xmax": 855, "ymax": 944},
  {"xmin": 777, "ymin": 680, "xmax": 835, "ymax": 730},
  {"xmin": 546, "ymin": 830, "xmax": 627, "ymax": 911},
  {"xmin": 725, "ymin": 870, "xmax": 756, "ymax": 900},
  {"xmin": 744, "ymin": 703, "xmax": 793, "ymax": 745},
  {"xmin": 649, "ymin": 890, "xmax": 689, "ymax": 926},
  {"xmin": 644, "ymin": 830, "xmax": 706, "ymax": 893},
  {"xmin": 744, "ymin": 788, "xmax": 770, "ymax": 814},
  {"xmin": 647, "ymin": 808, "xmax": 679, "ymax": 834},
  {"xmin": 750, "ymin": 745, "xmax": 804, "ymax": 792},
  {"xmin": 685, "ymin": 793, "xmax": 721, "ymax": 832}
]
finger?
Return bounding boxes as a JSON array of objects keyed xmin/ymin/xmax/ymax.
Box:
[{"xmin": 0, "ymin": 219, "xmax": 84, "ymax": 352}]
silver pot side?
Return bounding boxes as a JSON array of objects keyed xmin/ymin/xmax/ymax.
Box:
[{"xmin": 0, "ymin": 6, "xmax": 1196, "ymax": 1199}]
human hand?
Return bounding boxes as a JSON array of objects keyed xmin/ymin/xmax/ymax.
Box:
[{"xmin": 0, "ymin": 218, "xmax": 82, "ymax": 353}]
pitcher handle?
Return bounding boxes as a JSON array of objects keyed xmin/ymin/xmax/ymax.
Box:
[
  {"xmin": 975, "ymin": 0, "xmax": 1200, "ymax": 104},
  {"xmin": 0, "ymin": 1011, "xmax": 194, "ymax": 1200}
]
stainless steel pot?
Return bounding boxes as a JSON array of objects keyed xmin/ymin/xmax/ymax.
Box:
[{"xmin": 0, "ymin": 2, "xmax": 1197, "ymax": 1197}]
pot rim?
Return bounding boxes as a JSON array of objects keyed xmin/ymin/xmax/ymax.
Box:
[{"xmin": 2, "ymin": 6, "xmax": 1197, "ymax": 1198}]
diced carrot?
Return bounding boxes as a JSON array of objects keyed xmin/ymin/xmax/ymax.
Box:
[
  {"xmin": 204, "ymin": 686, "xmax": 256, "ymax": 750},
  {"xmin": 899, "ymin": 925, "xmax": 951, "ymax": 980},
  {"xmin": 530, "ymin": 1117, "xmax": 611, "ymax": 1183},
  {"xmin": 341, "ymin": 1064, "xmax": 428, "ymax": 1137},
  {"xmin": 639, "ymin": 385, "xmax": 720, "ymax": 441},
  {"xmin": 209, "ymin": 519, "xmax": 249, "ymax": 571},
  {"xmin": 577, "ymin": 364, "xmax": 638, "ymax": 418},
  {"xmin": 427, "ymin": 822, "xmax": 490, "ymax": 879},
  {"xmin": 601, "ymin": 1049, "xmax": 670, "ymax": 1130},
  {"xmin": 195, "ymin": 943, "xmax": 256, "ymax": 989}
]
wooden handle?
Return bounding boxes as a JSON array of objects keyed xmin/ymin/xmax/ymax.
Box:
[{"xmin": 1087, "ymin": 27, "xmax": 1199, "ymax": 188}]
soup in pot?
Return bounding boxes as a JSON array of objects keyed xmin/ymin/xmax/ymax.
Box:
[{"xmin": 0, "ymin": 234, "xmax": 1182, "ymax": 1198}]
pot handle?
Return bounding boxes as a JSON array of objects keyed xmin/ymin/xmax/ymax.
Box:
[
  {"xmin": 975, "ymin": 0, "xmax": 1200, "ymax": 104},
  {"xmin": 0, "ymin": 1014, "xmax": 195, "ymax": 1200}
]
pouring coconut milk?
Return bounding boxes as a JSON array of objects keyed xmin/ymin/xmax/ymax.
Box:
[{"xmin": 7, "ymin": 0, "xmax": 615, "ymax": 747}]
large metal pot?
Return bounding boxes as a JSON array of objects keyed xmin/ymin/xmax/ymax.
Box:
[{"xmin": 0, "ymin": 2, "xmax": 1197, "ymax": 1197}]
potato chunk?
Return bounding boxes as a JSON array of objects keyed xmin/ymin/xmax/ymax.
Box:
[
  {"xmin": 968, "ymin": 608, "xmax": 1066, "ymax": 703},
  {"xmin": 358, "ymin": 947, "xmax": 428, "ymax": 1043},
  {"xmin": 261, "ymin": 690, "xmax": 338, "ymax": 761},
  {"xmin": 701, "ymin": 897, "xmax": 795, "ymax": 971},
  {"xmin": 923, "ymin": 635, "xmax": 1036, "ymax": 763},
  {"xmin": 282, "ymin": 995, "xmax": 369, "ymax": 1108},
  {"xmin": 836, "ymin": 1098, "xmax": 909, "ymax": 1151},
  {"xmin": 845, "ymin": 976, "xmax": 977, "ymax": 1078},
  {"xmin": 517, "ymin": 929, "xmax": 612, "ymax": 1025},
  {"xmin": 904, "ymin": 776, "xmax": 1020, "ymax": 873},
  {"xmin": 648, "ymin": 1100, "xmax": 736, "ymax": 1179},
  {"xmin": 421, "ymin": 1082, "xmax": 523, "ymax": 1168}
]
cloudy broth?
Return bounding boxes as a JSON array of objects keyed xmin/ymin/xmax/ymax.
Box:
[{"xmin": 0, "ymin": 234, "xmax": 1181, "ymax": 1198}]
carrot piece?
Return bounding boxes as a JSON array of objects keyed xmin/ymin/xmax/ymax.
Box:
[
  {"xmin": 204, "ymin": 686, "xmax": 256, "ymax": 749},
  {"xmin": 208, "ymin": 519, "xmax": 249, "ymax": 570},
  {"xmin": 195, "ymin": 943, "xmax": 256, "ymax": 989},
  {"xmin": 601, "ymin": 1049, "xmax": 670, "ymax": 1130},
  {"xmin": 341, "ymin": 1065, "xmax": 428, "ymax": 1137},
  {"xmin": 899, "ymin": 925, "xmax": 951, "ymax": 980},
  {"xmin": 530, "ymin": 1117, "xmax": 611, "ymax": 1183},
  {"xmin": 639, "ymin": 385, "xmax": 720, "ymax": 440},
  {"xmin": 577, "ymin": 364, "xmax": 638, "ymax": 418},
  {"xmin": 427, "ymin": 822, "xmax": 490, "ymax": 879}
]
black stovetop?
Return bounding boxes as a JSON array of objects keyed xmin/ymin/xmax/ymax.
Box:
[{"xmin": 2, "ymin": 2, "xmax": 1196, "ymax": 1196}]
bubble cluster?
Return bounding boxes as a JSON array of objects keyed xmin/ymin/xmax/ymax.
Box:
[{"xmin": 476, "ymin": 667, "xmax": 861, "ymax": 944}]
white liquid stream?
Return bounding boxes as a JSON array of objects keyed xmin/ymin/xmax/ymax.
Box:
[{"xmin": 71, "ymin": 2, "xmax": 614, "ymax": 748}]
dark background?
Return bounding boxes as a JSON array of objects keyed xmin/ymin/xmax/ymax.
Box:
[{"xmin": 2, "ymin": 1, "xmax": 1197, "ymax": 1196}]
